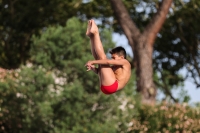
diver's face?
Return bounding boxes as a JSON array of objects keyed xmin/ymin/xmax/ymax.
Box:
[{"xmin": 111, "ymin": 54, "xmax": 124, "ymax": 60}]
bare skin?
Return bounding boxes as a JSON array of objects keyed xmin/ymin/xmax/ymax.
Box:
[{"xmin": 85, "ymin": 20, "xmax": 131, "ymax": 91}]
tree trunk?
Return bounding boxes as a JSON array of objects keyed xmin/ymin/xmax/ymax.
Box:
[
  {"xmin": 134, "ymin": 35, "xmax": 156, "ymax": 104},
  {"xmin": 110, "ymin": 0, "xmax": 173, "ymax": 105}
]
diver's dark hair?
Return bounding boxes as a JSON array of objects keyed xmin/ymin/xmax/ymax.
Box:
[{"xmin": 109, "ymin": 46, "xmax": 127, "ymax": 59}]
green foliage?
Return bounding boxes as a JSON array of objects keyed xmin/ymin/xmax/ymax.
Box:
[
  {"xmin": 153, "ymin": 69, "xmax": 188, "ymax": 103},
  {"xmin": 0, "ymin": 66, "xmax": 55, "ymax": 132},
  {"xmin": 0, "ymin": 17, "xmax": 137, "ymax": 133},
  {"xmin": 0, "ymin": 0, "xmax": 84, "ymax": 69},
  {"xmin": 0, "ymin": 67, "xmax": 137, "ymax": 133},
  {"xmin": 154, "ymin": 0, "xmax": 200, "ymax": 88},
  {"xmin": 128, "ymin": 102, "xmax": 200, "ymax": 133},
  {"xmin": 31, "ymin": 17, "xmax": 115, "ymax": 93},
  {"xmin": 0, "ymin": 0, "xmax": 162, "ymax": 69},
  {"xmin": 152, "ymin": 0, "xmax": 200, "ymax": 101}
]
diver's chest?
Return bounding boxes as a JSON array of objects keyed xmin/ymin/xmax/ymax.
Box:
[{"xmin": 112, "ymin": 66, "xmax": 122, "ymax": 73}]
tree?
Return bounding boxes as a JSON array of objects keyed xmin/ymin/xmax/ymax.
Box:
[
  {"xmin": 0, "ymin": 0, "xmax": 83, "ymax": 69},
  {"xmin": 155, "ymin": 0, "xmax": 200, "ymax": 91},
  {"xmin": 0, "ymin": 17, "xmax": 137, "ymax": 133},
  {"xmin": 110, "ymin": 0, "xmax": 173, "ymax": 104},
  {"xmin": 2, "ymin": 0, "xmax": 190, "ymax": 104}
]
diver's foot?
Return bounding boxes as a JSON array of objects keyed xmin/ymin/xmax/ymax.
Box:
[{"xmin": 86, "ymin": 19, "xmax": 99, "ymax": 37}]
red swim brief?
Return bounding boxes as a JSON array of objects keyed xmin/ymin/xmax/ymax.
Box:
[{"xmin": 101, "ymin": 80, "xmax": 118, "ymax": 95}]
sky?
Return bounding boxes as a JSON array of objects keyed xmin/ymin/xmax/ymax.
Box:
[{"xmin": 112, "ymin": 33, "xmax": 200, "ymax": 104}]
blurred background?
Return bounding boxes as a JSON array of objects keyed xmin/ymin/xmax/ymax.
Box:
[{"xmin": 0, "ymin": 0, "xmax": 200, "ymax": 132}]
